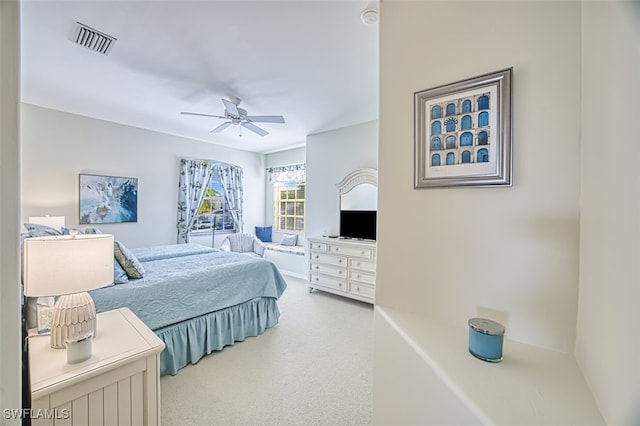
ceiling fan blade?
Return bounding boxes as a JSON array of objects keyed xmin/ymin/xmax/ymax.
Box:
[
  {"xmin": 241, "ymin": 122, "xmax": 268, "ymax": 136},
  {"xmin": 211, "ymin": 121, "xmax": 233, "ymax": 133},
  {"xmin": 246, "ymin": 115, "xmax": 285, "ymax": 124},
  {"xmin": 221, "ymin": 99, "xmax": 239, "ymax": 116},
  {"xmin": 181, "ymin": 111, "xmax": 226, "ymax": 119}
]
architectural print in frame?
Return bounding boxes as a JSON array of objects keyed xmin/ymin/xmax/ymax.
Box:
[
  {"xmin": 414, "ymin": 68, "xmax": 512, "ymax": 188},
  {"xmin": 79, "ymin": 174, "xmax": 138, "ymax": 224}
]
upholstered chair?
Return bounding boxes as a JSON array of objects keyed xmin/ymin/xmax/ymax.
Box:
[{"xmin": 219, "ymin": 233, "xmax": 266, "ymax": 257}]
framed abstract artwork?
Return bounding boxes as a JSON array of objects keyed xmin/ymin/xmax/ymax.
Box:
[
  {"xmin": 414, "ymin": 68, "xmax": 512, "ymax": 188},
  {"xmin": 79, "ymin": 174, "xmax": 138, "ymax": 224}
]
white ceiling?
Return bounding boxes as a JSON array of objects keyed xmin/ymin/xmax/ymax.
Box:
[{"xmin": 20, "ymin": 0, "xmax": 379, "ymax": 154}]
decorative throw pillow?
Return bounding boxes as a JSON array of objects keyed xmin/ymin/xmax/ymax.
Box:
[
  {"xmin": 281, "ymin": 234, "xmax": 298, "ymax": 246},
  {"xmin": 62, "ymin": 227, "xmax": 84, "ymax": 235},
  {"xmin": 84, "ymin": 227, "xmax": 102, "ymax": 234},
  {"xmin": 255, "ymin": 226, "xmax": 272, "ymax": 243},
  {"xmin": 24, "ymin": 223, "xmax": 61, "ymax": 236},
  {"xmin": 113, "ymin": 240, "xmax": 145, "ymax": 279},
  {"xmin": 113, "ymin": 260, "xmax": 129, "ymax": 284}
]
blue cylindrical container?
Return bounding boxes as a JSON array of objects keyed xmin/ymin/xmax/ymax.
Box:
[{"xmin": 468, "ymin": 318, "xmax": 505, "ymax": 362}]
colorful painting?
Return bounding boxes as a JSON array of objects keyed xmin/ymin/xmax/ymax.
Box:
[
  {"xmin": 414, "ymin": 68, "xmax": 512, "ymax": 188},
  {"xmin": 79, "ymin": 174, "xmax": 138, "ymax": 224}
]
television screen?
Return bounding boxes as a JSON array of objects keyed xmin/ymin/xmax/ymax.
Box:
[{"xmin": 339, "ymin": 210, "xmax": 376, "ymax": 241}]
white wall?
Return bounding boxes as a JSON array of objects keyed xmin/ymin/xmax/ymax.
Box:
[
  {"xmin": 306, "ymin": 121, "xmax": 378, "ymax": 238},
  {"xmin": 377, "ymin": 0, "xmax": 581, "ymax": 352},
  {"xmin": 0, "ymin": 0, "xmax": 22, "ymax": 421},
  {"xmin": 576, "ymin": 2, "xmax": 640, "ymax": 424},
  {"xmin": 375, "ymin": 0, "xmax": 584, "ymax": 422},
  {"xmin": 20, "ymin": 104, "xmax": 266, "ymax": 248},
  {"xmin": 264, "ymin": 146, "xmax": 306, "ymax": 243}
]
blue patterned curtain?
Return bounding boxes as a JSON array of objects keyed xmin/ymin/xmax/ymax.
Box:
[
  {"xmin": 176, "ymin": 159, "xmax": 214, "ymax": 243},
  {"xmin": 215, "ymin": 163, "xmax": 244, "ymax": 232}
]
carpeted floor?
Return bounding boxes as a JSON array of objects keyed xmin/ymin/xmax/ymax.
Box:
[{"xmin": 160, "ymin": 275, "xmax": 374, "ymax": 426}]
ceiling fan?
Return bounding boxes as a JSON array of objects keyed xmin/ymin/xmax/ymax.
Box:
[{"xmin": 181, "ymin": 97, "xmax": 285, "ymax": 137}]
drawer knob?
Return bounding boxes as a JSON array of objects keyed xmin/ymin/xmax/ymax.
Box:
[
  {"xmin": 361, "ymin": 251, "xmax": 365, "ymax": 255},
  {"xmin": 315, "ymin": 277, "xmax": 319, "ymax": 281},
  {"xmin": 357, "ymin": 274, "xmax": 361, "ymax": 279},
  {"xmin": 338, "ymin": 259, "xmax": 343, "ymax": 263},
  {"xmin": 315, "ymin": 255, "xmax": 319, "ymax": 259},
  {"xmin": 315, "ymin": 265, "xmax": 320, "ymax": 269},
  {"xmin": 356, "ymin": 287, "xmax": 360, "ymax": 291},
  {"xmin": 338, "ymin": 271, "xmax": 343, "ymax": 275},
  {"xmin": 338, "ymin": 283, "xmax": 342, "ymax": 287},
  {"xmin": 335, "ymin": 248, "xmax": 339, "ymax": 251}
]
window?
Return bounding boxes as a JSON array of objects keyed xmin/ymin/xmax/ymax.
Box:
[
  {"xmin": 268, "ymin": 164, "xmax": 306, "ymax": 233},
  {"xmin": 274, "ymin": 181, "xmax": 305, "ymax": 232},
  {"xmin": 190, "ymin": 172, "xmax": 237, "ymax": 233}
]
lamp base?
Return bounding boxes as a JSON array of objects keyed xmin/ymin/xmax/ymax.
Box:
[{"xmin": 50, "ymin": 292, "xmax": 97, "ymax": 349}]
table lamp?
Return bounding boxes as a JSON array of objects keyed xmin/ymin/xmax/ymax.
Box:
[{"xmin": 23, "ymin": 234, "xmax": 114, "ymax": 349}]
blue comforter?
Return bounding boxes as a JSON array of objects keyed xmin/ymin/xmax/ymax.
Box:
[{"xmin": 90, "ymin": 244, "xmax": 287, "ymax": 330}]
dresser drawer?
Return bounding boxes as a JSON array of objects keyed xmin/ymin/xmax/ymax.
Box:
[
  {"xmin": 309, "ymin": 273, "xmax": 346, "ymax": 291},
  {"xmin": 349, "ymin": 270, "xmax": 375, "ymax": 285},
  {"xmin": 310, "ymin": 252, "xmax": 347, "ymax": 267},
  {"xmin": 328, "ymin": 244, "xmax": 373, "ymax": 259},
  {"xmin": 310, "ymin": 262, "xmax": 346, "ymax": 279},
  {"xmin": 309, "ymin": 241, "xmax": 328, "ymax": 252},
  {"xmin": 349, "ymin": 258, "xmax": 376, "ymax": 273},
  {"xmin": 349, "ymin": 282, "xmax": 375, "ymax": 299}
]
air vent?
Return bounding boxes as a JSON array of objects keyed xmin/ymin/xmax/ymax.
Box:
[{"xmin": 72, "ymin": 22, "xmax": 116, "ymax": 55}]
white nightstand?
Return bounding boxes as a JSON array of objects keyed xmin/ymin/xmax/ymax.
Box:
[{"xmin": 29, "ymin": 308, "xmax": 165, "ymax": 426}]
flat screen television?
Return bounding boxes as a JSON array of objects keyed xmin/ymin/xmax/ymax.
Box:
[{"xmin": 339, "ymin": 210, "xmax": 376, "ymax": 241}]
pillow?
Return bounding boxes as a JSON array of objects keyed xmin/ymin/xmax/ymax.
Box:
[
  {"xmin": 113, "ymin": 260, "xmax": 129, "ymax": 284},
  {"xmin": 24, "ymin": 223, "xmax": 61, "ymax": 236},
  {"xmin": 281, "ymin": 234, "xmax": 298, "ymax": 246},
  {"xmin": 84, "ymin": 227, "xmax": 102, "ymax": 234},
  {"xmin": 255, "ymin": 226, "xmax": 272, "ymax": 243},
  {"xmin": 62, "ymin": 227, "xmax": 84, "ymax": 235},
  {"xmin": 113, "ymin": 240, "xmax": 145, "ymax": 279}
]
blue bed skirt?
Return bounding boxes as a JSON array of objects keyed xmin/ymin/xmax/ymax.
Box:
[{"xmin": 155, "ymin": 297, "xmax": 280, "ymax": 376}]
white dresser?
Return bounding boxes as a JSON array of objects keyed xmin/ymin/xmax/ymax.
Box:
[
  {"xmin": 29, "ymin": 308, "xmax": 165, "ymax": 426},
  {"xmin": 307, "ymin": 236, "xmax": 376, "ymax": 303}
]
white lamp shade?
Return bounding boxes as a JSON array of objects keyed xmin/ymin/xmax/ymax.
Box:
[
  {"xmin": 23, "ymin": 234, "xmax": 114, "ymax": 297},
  {"xmin": 28, "ymin": 215, "xmax": 65, "ymax": 232}
]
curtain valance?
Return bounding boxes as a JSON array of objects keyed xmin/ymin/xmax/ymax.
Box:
[{"xmin": 266, "ymin": 164, "xmax": 306, "ymax": 184}]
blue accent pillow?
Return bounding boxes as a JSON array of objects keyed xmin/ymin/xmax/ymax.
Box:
[
  {"xmin": 281, "ymin": 234, "xmax": 298, "ymax": 246},
  {"xmin": 113, "ymin": 241, "xmax": 145, "ymax": 279},
  {"xmin": 113, "ymin": 260, "xmax": 129, "ymax": 284},
  {"xmin": 24, "ymin": 223, "xmax": 61, "ymax": 236},
  {"xmin": 255, "ymin": 226, "xmax": 272, "ymax": 243},
  {"xmin": 84, "ymin": 227, "xmax": 102, "ymax": 234},
  {"xmin": 62, "ymin": 227, "xmax": 84, "ymax": 235}
]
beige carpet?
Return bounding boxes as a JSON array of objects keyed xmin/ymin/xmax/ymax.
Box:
[{"xmin": 160, "ymin": 275, "xmax": 374, "ymax": 426}]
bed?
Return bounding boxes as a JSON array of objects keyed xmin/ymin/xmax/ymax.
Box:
[{"xmin": 89, "ymin": 243, "xmax": 287, "ymax": 376}]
